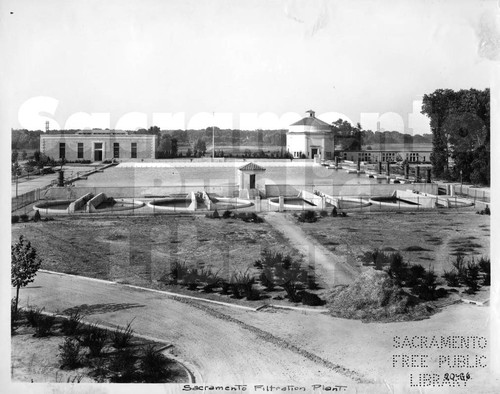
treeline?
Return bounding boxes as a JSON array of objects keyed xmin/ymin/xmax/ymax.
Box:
[
  {"xmin": 331, "ymin": 119, "xmax": 432, "ymax": 151},
  {"xmin": 421, "ymin": 88, "xmax": 489, "ymax": 185}
]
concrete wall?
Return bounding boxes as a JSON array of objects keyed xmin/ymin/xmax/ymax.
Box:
[
  {"xmin": 264, "ymin": 182, "xmax": 438, "ymax": 198},
  {"xmin": 87, "ymin": 192, "xmax": 108, "ymax": 212},
  {"xmin": 68, "ymin": 192, "xmax": 93, "ymax": 213}
]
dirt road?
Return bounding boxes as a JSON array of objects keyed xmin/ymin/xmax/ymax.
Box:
[
  {"xmin": 14, "ymin": 271, "xmax": 363, "ymax": 385},
  {"xmin": 265, "ymin": 212, "xmax": 358, "ymax": 287}
]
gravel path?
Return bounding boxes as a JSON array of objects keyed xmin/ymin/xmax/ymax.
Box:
[{"xmin": 264, "ymin": 212, "xmax": 358, "ymax": 287}]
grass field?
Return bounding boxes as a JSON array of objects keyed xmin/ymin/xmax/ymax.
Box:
[
  {"xmin": 295, "ymin": 209, "xmax": 490, "ymax": 276},
  {"xmin": 11, "ymin": 215, "xmax": 297, "ymax": 290}
]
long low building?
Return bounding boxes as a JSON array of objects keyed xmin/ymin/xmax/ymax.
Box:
[
  {"xmin": 40, "ymin": 130, "xmax": 156, "ymax": 161},
  {"xmin": 338, "ymin": 144, "xmax": 433, "ymax": 163}
]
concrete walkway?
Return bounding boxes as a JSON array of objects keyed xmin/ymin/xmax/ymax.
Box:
[{"xmin": 264, "ymin": 212, "xmax": 358, "ymax": 287}]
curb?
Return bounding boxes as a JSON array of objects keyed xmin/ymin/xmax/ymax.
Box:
[
  {"xmin": 20, "ymin": 308, "xmax": 200, "ymax": 384},
  {"xmin": 39, "ymin": 270, "xmax": 330, "ymax": 314}
]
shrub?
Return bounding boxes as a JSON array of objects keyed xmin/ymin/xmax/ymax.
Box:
[
  {"xmin": 478, "ymin": 256, "xmax": 491, "ymax": 286},
  {"xmin": 212, "ymin": 209, "xmax": 220, "ymax": 219},
  {"xmin": 259, "ymin": 269, "xmax": 275, "ymax": 291},
  {"xmin": 112, "ymin": 320, "xmax": 134, "ymax": 349},
  {"xmin": 301, "ymin": 291, "xmax": 325, "ymax": 306},
  {"xmin": 80, "ymin": 323, "xmax": 108, "ymax": 357},
  {"xmin": 167, "ymin": 261, "xmax": 189, "ymax": 285},
  {"xmin": 331, "ymin": 207, "xmax": 338, "ymax": 217},
  {"xmin": 413, "ymin": 268, "xmax": 438, "ymax": 301},
  {"xmin": 109, "ymin": 348, "xmax": 137, "ymax": 382},
  {"xmin": 319, "ymin": 210, "xmax": 328, "ymax": 217},
  {"xmin": 20, "ymin": 214, "xmax": 29, "ymax": 222},
  {"xmin": 406, "ymin": 265, "xmax": 426, "ymax": 288},
  {"xmin": 452, "ymin": 255, "xmax": 467, "ymax": 282},
  {"xmin": 33, "ymin": 210, "xmax": 41, "ymax": 222},
  {"xmin": 34, "ymin": 313, "xmax": 55, "ymax": 337},
  {"xmin": 140, "ymin": 345, "xmax": 171, "ymax": 382},
  {"xmin": 298, "ymin": 210, "xmax": 317, "ymax": 223},
  {"xmin": 484, "ymin": 206, "xmax": 490, "ymax": 215},
  {"xmin": 387, "ymin": 252, "xmax": 407, "ymax": 285},
  {"xmin": 11, "ymin": 215, "xmax": 19, "ymax": 224},
  {"xmin": 222, "ymin": 210, "xmax": 232, "ymax": 219},
  {"xmin": 61, "ymin": 309, "xmax": 84, "ymax": 336},
  {"xmin": 59, "ymin": 338, "xmax": 82, "ymax": 369},
  {"xmin": 306, "ymin": 274, "xmax": 319, "ymax": 290},
  {"xmin": 463, "ymin": 260, "xmax": 481, "ymax": 294},
  {"xmin": 26, "ymin": 306, "xmax": 43, "ymax": 327},
  {"xmin": 442, "ymin": 269, "xmax": 461, "ymax": 287}
]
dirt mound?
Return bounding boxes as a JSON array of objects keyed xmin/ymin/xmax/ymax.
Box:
[{"xmin": 326, "ymin": 269, "xmax": 431, "ymax": 322}]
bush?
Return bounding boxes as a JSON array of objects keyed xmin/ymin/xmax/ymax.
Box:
[
  {"xmin": 452, "ymin": 255, "xmax": 467, "ymax": 282},
  {"xmin": 34, "ymin": 313, "xmax": 55, "ymax": 337},
  {"xmin": 112, "ymin": 320, "xmax": 134, "ymax": 349},
  {"xmin": 387, "ymin": 253, "xmax": 407, "ymax": 284},
  {"xmin": 301, "ymin": 291, "xmax": 325, "ymax": 306},
  {"xmin": 222, "ymin": 210, "xmax": 232, "ymax": 219},
  {"xmin": 297, "ymin": 210, "xmax": 317, "ymax": 223},
  {"xmin": 109, "ymin": 348, "xmax": 137, "ymax": 382},
  {"xmin": 212, "ymin": 209, "xmax": 220, "ymax": 219},
  {"xmin": 442, "ymin": 269, "xmax": 461, "ymax": 287},
  {"xmin": 478, "ymin": 256, "xmax": 491, "ymax": 286},
  {"xmin": 33, "ymin": 210, "xmax": 41, "ymax": 222},
  {"xmin": 20, "ymin": 214, "xmax": 29, "ymax": 222},
  {"xmin": 59, "ymin": 337, "xmax": 82, "ymax": 369},
  {"xmin": 80, "ymin": 323, "xmax": 108, "ymax": 357},
  {"xmin": 413, "ymin": 268, "xmax": 438, "ymax": 301},
  {"xmin": 406, "ymin": 264, "xmax": 426, "ymax": 288},
  {"xmin": 61, "ymin": 309, "xmax": 84, "ymax": 336},
  {"xmin": 463, "ymin": 260, "xmax": 481, "ymax": 294},
  {"xmin": 166, "ymin": 261, "xmax": 189, "ymax": 285},
  {"xmin": 140, "ymin": 345, "xmax": 171, "ymax": 382},
  {"xmin": 11, "ymin": 215, "xmax": 19, "ymax": 224},
  {"xmin": 331, "ymin": 207, "xmax": 338, "ymax": 217},
  {"xmin": 25, "ymin": 306, "xmax": 40, "ymax": 327},
  {"xmin": 319, "ymin": 210, "xmax": 328, "ymax": 217}
]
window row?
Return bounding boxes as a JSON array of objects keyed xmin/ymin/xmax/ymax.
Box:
[{"xmin": 58, "ymin": 142, "xmax": 138, "ymax": 160}]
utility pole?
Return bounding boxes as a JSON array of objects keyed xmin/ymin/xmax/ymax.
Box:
[{"xmin": 212, "ymin": 112, "xmax": 215, "ymax": 159}]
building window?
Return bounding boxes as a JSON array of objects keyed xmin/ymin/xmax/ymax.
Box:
[
  {"xmin": 77, "ymin": 143, "xmax": 84, "ymax": 159},
  {"xmin": 59, "ymin": 143, "xmax": 66, "ymax": 159},
  {"xmin": 113, "ymin": 143, "xmax": 120, "ymax": 158},
  {"xmin": 131, "ymin": 142, "xmax": 137, "ymax": 158}
]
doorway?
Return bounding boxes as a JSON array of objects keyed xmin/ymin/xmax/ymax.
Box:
[
  {"xmin": 94, "ymin": 143, "xmax": 103, "ymax": 161},
  {"xmin": 249, "ymin": 174, "xmax": 256, "ymax": 189}
]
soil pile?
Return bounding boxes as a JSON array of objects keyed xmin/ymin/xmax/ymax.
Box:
[{"xmin": 326, "ymin": 269, "xmax": 431, "ymax": 322}]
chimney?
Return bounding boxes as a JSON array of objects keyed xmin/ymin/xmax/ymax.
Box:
[{"xmin": 306, "ymin": 110, "xmax": 315, "ymax": 118}]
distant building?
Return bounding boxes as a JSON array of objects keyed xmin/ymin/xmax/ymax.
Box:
[
  {"xmin": 40, "ymin": 130, "xmax": 156, "ymax": 161},
  {"xmin": 286, "ymin": 110, "xmax": 334, "ymax": 160},
  {"xmin": 338, "ymin": 143, "xmax": 433, "ymax": 163}
]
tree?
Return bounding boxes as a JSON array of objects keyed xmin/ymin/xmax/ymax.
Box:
[
  {"xmin": 11, "ymin": 235, "xmax": 42, "ymax": 317},
  {"xmin": 171, "ymin": 138, "xmax": 178, "ymax": 157},
  {"xmin": 12, "ymin": 150, "xmax": 19, "ymax": 163},
  {"xmin": 193, "ymin": 138, "xmax": 207, "ymax": 157},
  {"xmin": 421, "ymin": 88, "xmax": 489, "ymax": 184}
]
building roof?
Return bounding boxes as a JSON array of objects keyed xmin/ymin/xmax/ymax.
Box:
[
  {"xmin": 289, "ymin": 115, "xmax": 331, "ymax": 128},
  {"xmin": 239, "ymin": 162, "xmax": 266, "ymax": 172},
  {"xmin": 76, "ymin": 130, "xmax": 129, "ymax": 135}
]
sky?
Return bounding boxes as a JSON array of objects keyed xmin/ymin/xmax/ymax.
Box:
[{"xmin": 0, "ymin": 0, "xmax": 497, "ymax": 134}]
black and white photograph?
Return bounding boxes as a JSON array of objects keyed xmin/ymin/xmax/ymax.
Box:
[{"xmin": 3, "ymin": 0, "xmax": 499, "ymax": 393}]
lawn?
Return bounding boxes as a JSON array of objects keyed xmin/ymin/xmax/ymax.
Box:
[
  {"xmin": 11, "ymin": 215, "xmax": 297, "ymax": 289},
  {"xmin": 294, "ymin": 209, "xmax": 490, "ymax": 276}
]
